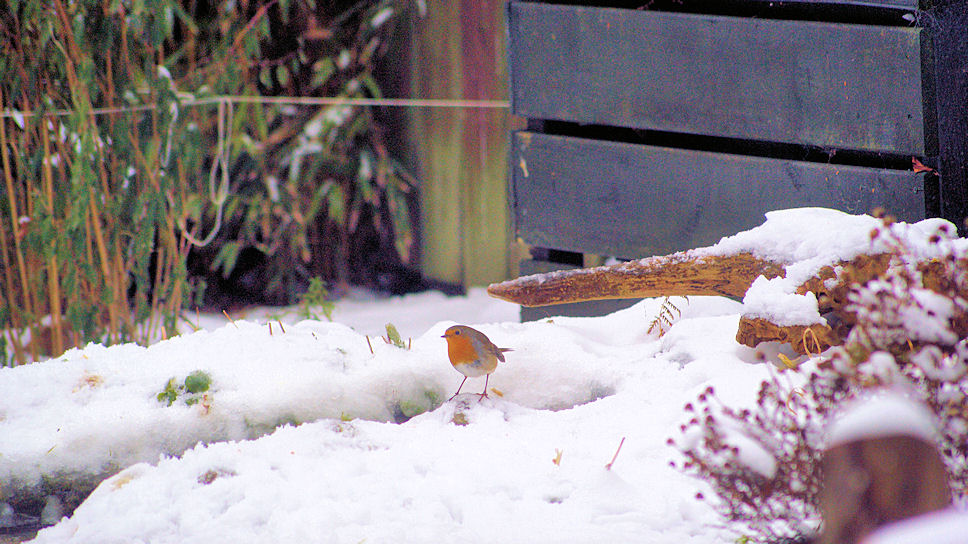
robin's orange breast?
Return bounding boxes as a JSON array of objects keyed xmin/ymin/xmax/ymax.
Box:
[
  {"xmin": 446, "ymin": 335, "xmax": 479, "ymax": 365},
  {"xmin": 447, "ymin": 336, "xmax": 498, "ymax": 377}
]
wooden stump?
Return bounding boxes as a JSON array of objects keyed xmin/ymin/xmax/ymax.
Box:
[{"xmin": 817, "ymin": 435, "xmax": 951, "ymax": 544}]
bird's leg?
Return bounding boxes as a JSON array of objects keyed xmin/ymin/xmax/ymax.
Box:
[
  {"xmin": 449, "ymin": 376, "xmax": 468, "ymax": 401},
  {"xmin": 477, "ymin": 374, "xmax": 490, "ymax": 402}
]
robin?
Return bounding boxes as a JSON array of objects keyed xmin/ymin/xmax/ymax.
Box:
[{"xmin": 442, "ymin": 325, "xmax": 512, "ymax": 401}]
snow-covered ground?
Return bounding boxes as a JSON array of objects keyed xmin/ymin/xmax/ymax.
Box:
[
  {"xmin": 4, "ymin": 290, "xmax": 761, "ymax": 543},
  {"xmin": 1, "ymin": 208, "xmax": 965, "ymax": 543}
]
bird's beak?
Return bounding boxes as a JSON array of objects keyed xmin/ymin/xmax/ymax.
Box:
[{"xmin": 440, "ymin": 334, "xmax": 447, "ymax": 338}]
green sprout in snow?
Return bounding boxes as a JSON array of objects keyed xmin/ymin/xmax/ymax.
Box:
[{"xmin": 157, "ymin": 370, "xmax": 213, "ymax": 406}]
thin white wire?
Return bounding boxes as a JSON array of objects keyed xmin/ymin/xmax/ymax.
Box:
[
  {"xmin": 0, "ymin": 96, "xmax": 510, "ymax": 119},
  {"xmin": 2, "ymin": 94, "xmax": 509, "ymax": 248}
]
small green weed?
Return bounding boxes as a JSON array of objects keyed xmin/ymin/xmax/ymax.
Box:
[
  {"xmin": 366, "ymin": 322, "xmax": 412, "ymax": 354},
  {"xmin": 157, "ymin": 378, "xmax": 180, "ymax": 406},
  {"xmin": 157, "ymin": 370, "xmax": 213, "ymax": 407},
  {"xmin": 298, "ymin": 278, "xmax": 335, "ymax": 322},
  {"xmin": 184, "ymin": 370, "xmax": 213, "ymax": 394},
  {"xmin": 397, "ymin": 389, "xmax": 443, "ymax": 420},
  {"xmin": 384, "ymin": 323, "xmax": 407, "ymax": 349}
]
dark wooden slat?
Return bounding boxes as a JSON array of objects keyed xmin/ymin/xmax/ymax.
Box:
[
  {"xmin": 512, "ymin": 132, "xmax": 926, "ymax": 258},
  {"xmin": 508, "ymin": 3, "xmax": 926, "ymax": 155},
  {"xmin": 518, "ymin": 260, "xmax": 640, "ymax": 321},
  {"xmin": 747, "ymin": 0, "xmax": 917, "ymax": 7}
]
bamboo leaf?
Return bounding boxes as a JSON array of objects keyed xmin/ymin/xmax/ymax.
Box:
[
  {"xmin": 311, "ymin": 57, "xmax": 336, "ymax": 89},
  {"xmin": 211, "ymin": 240, "xmax": 242, "ymax": 278}
]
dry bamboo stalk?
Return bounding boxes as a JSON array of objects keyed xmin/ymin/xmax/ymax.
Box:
[
  {"xmin": 41, "ymin": 127, "xmax": 64, "ymax": 355},
  {"xmin": 52, "ymin": 0, "xmax": 87, "ymax": 100},
  {"xmin": 95, "ymin": 113, "xmax": 130, "ymax": 339},
  {"xmin": 46, "ymin": 110, "xmax": 85, "ymax": 349},
  {"xmin": 87, "ymin": 196, "xmax": 120, "ymax": 341},
  {"xmin": 160, "ymin": 208, "xmax": 185, "ymax": 323},
  {"xmin": 52, "ymin": 0, "xmax": 123, "ymax": 345},
  {"xmin": 147, "ymin": 241, "xmax": 169, "ymax": 342},
  {"xmin": 487, "ymin": 251, "xmax": 786, "ymax": 306},
  {"xmin": 113, "ymin": 236, "xmax": 132, "ymax": 337},
  {"xmin": 0, "ymin": 220, "xmax": 26, "ymax": 364},
  {"xmin": 0, "ymin": 88, "xmax": 39, "ymax": 361},
  {"xmin": 0, "ymin": 95, "xmax": 22, "ymax": 318}
]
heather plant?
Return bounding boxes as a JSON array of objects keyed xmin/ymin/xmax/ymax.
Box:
[{"xmin": 673, "ymin": 218, "xmax": 968, "ymax": 542}]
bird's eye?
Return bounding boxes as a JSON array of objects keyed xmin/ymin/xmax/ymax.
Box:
[{"xmin": 454, "ymin": 329, "xmax": 461, "ymax": 335}]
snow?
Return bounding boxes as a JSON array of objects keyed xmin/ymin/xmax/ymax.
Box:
[
  {"xmin": 742, "ymin": 277, "xmax": 824, "ymax": 326},
  {"xmin": 3, "ymin": 291, "xmax": 761, "ymax": 544},
  {"xmin": 825, "ymin": 388, "xmax": 940, "ymax": 449},
  {"xmin": 0, "ymin": 208, "xmax": 961, "ymax": 543},
  {"xmin": 722, "ymin": 428, "xmax": 778, "ymax": 479},
  {"xmin": 701, "ymin": 208, "xmax": 964, "ymax": 269},
  {"xmin": 706, "ymin": 207, "xmax": 883, "ymax": 266},
  {"xmin": 710, "ymin": 208, "xmax": 967, "ymax": 327},
  {"xmin": 862, "ymin": 507, "xmax": 968, "ymax": 544}
]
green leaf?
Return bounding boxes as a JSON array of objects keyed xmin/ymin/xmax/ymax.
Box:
[
  {"xmin": 157, "ymin": 377, "xmax": 180, "ymax": 406},
  {"xmin": 298, "ymin": 277, "xmax": 334, "ymax": 321},
  {"xmin": 169, "ymin": 2, "xmax": 199, "ymax": 34},
  {"xmin": 276, "ymin": 65, "xmax": 290, "ymax": 87},
  {"xmin": 311, "ymin": 58, "xmax": 336, "ymax": 89},
  {"xmin": 358, "ymin": 73, "xmax": 384, "ymax": 100},
  {"xmin": 259, "ymin": 67, "xmax": 273, "ymax": 88},
  {"xmin": 210, "ymin": 241, "xmax": 242, "ymax": 278},
  {"xmin": 184, "ymin": 370, "xmax": 212, "ymax": 394},
  {"xmin": 306, "ymin": 180, "xmax": 334, "ymax": 222},
  {"xmin": 398, "ymin": 400, "xmax": 426, "ymax": 418},
  {"xmin": 385, "ymin": 323, "xmax": 406, "ymax": 349},
  {"xmin": 326, "ymin": 184, "xmax": 346, "ymax": 227}
]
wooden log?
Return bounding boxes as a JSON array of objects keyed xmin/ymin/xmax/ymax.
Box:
[
  {"xmin": 486, "ymin": 251, "xmax": 785, "ymax": 306},
  {"xmin": 517, "ymin": 259, "xmax": 640, "ymax": 322},
  {"xmin": 796, "ymin": 253, "xmax": 893, "ymax": 313},
  {"xmin": 489, "ymin": 231, "xmax": 968, "ymax": 352},
  {"xmin": 735, "ymin": 317, "xmax": 837, "ymax": 355}
]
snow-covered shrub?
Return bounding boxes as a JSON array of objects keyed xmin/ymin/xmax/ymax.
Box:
[{"xmin": 674, "ymin": 218, "xmax": 968, "ymax": 542}]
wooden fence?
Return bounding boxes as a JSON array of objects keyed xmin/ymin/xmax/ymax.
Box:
[{"xmin": 506, "ymin": 0, "xmax": 968, "ymax": 320}]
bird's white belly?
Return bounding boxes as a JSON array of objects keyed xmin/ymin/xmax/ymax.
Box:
[{"xmin": 455, "ymin": 359, "xmax": 490, "ymax": 377}]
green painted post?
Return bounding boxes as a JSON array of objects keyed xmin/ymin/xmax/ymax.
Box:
[{"xmin": 407, "ymin": 0, "xmax": 514, "ymax": 288}]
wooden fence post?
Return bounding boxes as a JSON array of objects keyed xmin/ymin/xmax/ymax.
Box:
[{"xmin": 405, "ymin": 0, "xmax": 517, "ymax": 288}]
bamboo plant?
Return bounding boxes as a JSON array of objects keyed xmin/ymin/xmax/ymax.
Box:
[{"xmin": 1, "ymin": 0, "xmax": 419, "ymax": 365}]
